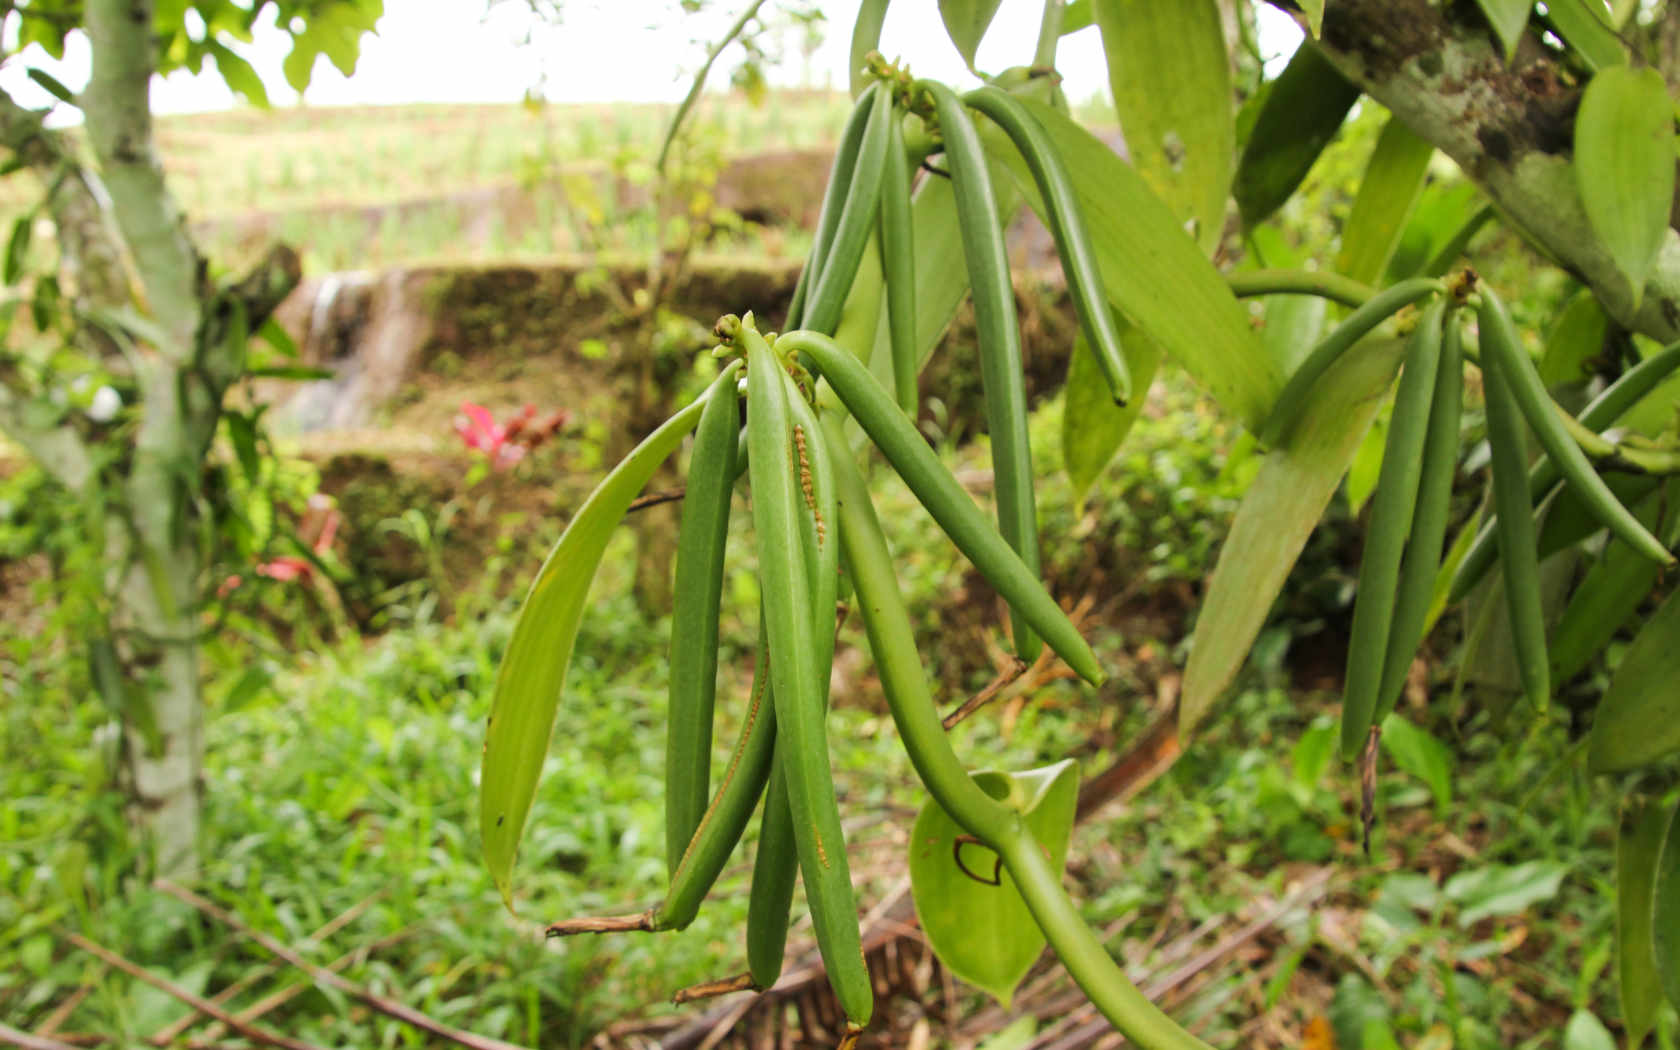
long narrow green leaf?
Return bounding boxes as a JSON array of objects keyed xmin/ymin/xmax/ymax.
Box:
[
  {"xmin": 1542, "ymin": 0, "xmax": 1626, "ymax": 71},
  {"xmin": 480, "ymin": 365, "xmax": 739, "ymax": 908},
  {"xmin": 1006, "ymin": 96, "xmax": 1281, "ymax": 429},
  {"xmin": 1475, "ymin": 0, "xmax": 1532, "ymax": 60},
  {"xmin": 1092, "ymin": 0, "xmax": 1233, "ymax": 255},
  {"xmin": 1616, "ymin": 798, "xmax": 1668, "ymax": 1050},
  {"xmin": 1587, "ymin": 586, "xmax": 1680, "ymax": 773},
  {"xmin": 1182, "ymin": 337, "xmax": 1406, "ymax": 736},
  {"xmin": 1575, "ymin": 65, "xmax": 1676, "ymax": 311},
  {"xmin": 1233, "ymin": 42, "xmax": 1361, "ymax": 228},
  {"xmin": 1337, "ymin": 116, "xmax": 1434, "ymax": 286}
]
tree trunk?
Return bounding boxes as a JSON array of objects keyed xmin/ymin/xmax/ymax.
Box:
[{"xmin": 1276, "ymin": 0, "xmax": 1680, "ymax": 343}]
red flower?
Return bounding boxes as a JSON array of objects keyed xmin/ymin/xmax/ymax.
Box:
[{"xmin": 453, "ymin": 401, "xmax": 570, "ymax": 471}]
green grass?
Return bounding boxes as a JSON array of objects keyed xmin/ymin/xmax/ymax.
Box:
[{"xmin": 1, "ymin": 374, "xmax": 1668, "ymax": 1048}]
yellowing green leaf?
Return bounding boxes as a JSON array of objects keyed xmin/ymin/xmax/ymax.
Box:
[
  {"xmin": 909, "ymin": 762, "xmax": 1078, "ymax": 1007},
  {"xmin": 1182, "ymin": 337, "xmax": 1405, "ymax": 735},
  {"xmin": 1008, "ymin": 97, "xmax": 1281, "ymax": 429},
  {"xmin": 480, "ymin": 373, "xmax": 727, "ymax": 909},
  {"xmin": 1301, "ymin": 0, "xmax": 1325, "ymax": 37},
  {"xmin": 1233, "ymin": 42, "xmax": 1361, "ymax": 228},
  {"xmin": 1061, "ymin": 322, "xmax": 1162, "ymax": 505},
  {"xmin": 1337, "ymin": 117, "xmax": 1434, "ymax": 286},
  {"xmin": 1575, "ymin": 65, "xmax": 1676, "ymax": 312},
  {"xmin": 1093, "ymin": 0, "xmax": 1234, "ymax": 255},
  {"xmin": 1475, "ymin": 0, "xmax": 1533, "ymax": 61},
  {"xmin": 1616, "ymin": 798, "xmax": 1668, "ymax": 1050},
  {"xmin": 939, "ymin": 0, "xmax": 1005, "ymax": 69},
  {"xmin": 1588, "ymin": 585, "xmax": 1680, "ymax": 773}
]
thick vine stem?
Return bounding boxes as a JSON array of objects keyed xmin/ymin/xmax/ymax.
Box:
[
  {"xmin": 824, "ymin": 414, "xmax": 1214, "ymax": 1050},
  {"xmin": 1555, "ymin": 409, "xmax": 1680, "ymax": 477},
  {"xmin": 1225, "ymin": 269, "xmax": 1392, "ymax": 308}
]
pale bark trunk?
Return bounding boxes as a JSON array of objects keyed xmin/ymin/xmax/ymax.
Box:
[{"xmin": 1273, "ymin": 0, "xmax": 1680, "ymax": 343}]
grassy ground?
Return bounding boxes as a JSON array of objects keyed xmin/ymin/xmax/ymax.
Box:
[{"xmin": 1, "ymin": 375, "xmax": 1661, "ymax": 1048}]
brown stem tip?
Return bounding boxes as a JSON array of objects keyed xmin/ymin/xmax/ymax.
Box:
[
  {"xmin": 671, "ymin": 972, "xmax": 757, "ymax": 1004},
  {"xmin": 544, "ymin": 911, "xmax": 655, "ymax": 938}
]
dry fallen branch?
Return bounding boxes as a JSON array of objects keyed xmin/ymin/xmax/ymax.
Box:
[
  {"xmin": 155, "ymin": 881, "xmax": 534, "ymax": 1050},
  {"xmin": 148, "ymin": 889, "xmax": 383, "ymax": 1045},
  {"xmin": 61, "ymin": 933, "xmax": 330, "ymax": 1050}
]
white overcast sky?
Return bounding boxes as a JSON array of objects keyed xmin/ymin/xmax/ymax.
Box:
[{"xmin": 0, "ymin": 1, "xmax": 1301, "ymax": 116}]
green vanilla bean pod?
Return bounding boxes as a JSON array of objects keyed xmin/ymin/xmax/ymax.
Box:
[
  {"xmin": 784, "ymin": 329, "xmax": 1104, "ymax": 685},
  {"xmin": 826, "ymin": 412, "xmax": 1214, "ymax": 1050},
  {"xmin": 547, "ymin": 632, "xmax": 777, "ymax": 937},
  {"xmin": 1256, "ymin": 276, "xmax": 1442, "ymax": 447},
  {"xmin": 805, "ymin": 82, "xmax": 893, "ymax": 336},
  {"xmin": 664, "ymin": 371, "xmax": 740, "ymax": 876},
  {"xmin": 1339, "ymin": 298, "xmax": 1447, "ymax": 761},
  {"xmin": 878, "ymin": 104, "xmax": 920, "ymax": 413},
  {"xmin": 790, "ymin": 83, "xmax": 880, "ymax": 329},
  {"xmin": 919, "ymin": 77, "xmax": 1043, "ymax": 663},
  {"xmin": 1477, "ymin": 285, "xmax": 1673, "ymax": 566},
  {"xmin": 743, "ymin": 320, "xmax": 873, "ymax": 1028},
  {"xmin": 1448, "ymin": 340, "xmax": 1680, "ymax": 602},
  {"xmin": 746, "ymin": 749, "xmax": 799, "ymax": 989},
  {"xmin": 1374, "ymin": 306, "xmax": 1464, "ymax": 726},
  {"xmin": 1482, "ymin": 335, "xmax": 1552, "ymax": 713},
  {"xmin": 746, "ymin": 365, "xmax": 844, "ymax": 990},
  {"xmin": 964, "ymin": 84, "xmax": 1131, "ymax": 404}
]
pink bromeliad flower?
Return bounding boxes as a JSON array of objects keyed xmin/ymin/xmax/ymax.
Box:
[{"xmin": 453, "ymin": 402, "xmax": 569, "ymax": 471}]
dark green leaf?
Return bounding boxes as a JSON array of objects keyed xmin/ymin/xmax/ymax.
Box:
[
  {"xmin": 1654, "ymin": 799, "xmax": 1680, "ymax": 1013},
  {"xmin": 1093, "ymin": 0, "xmax": 1233, "ymax": 254},
  {"xmin": 246, "ymin": 365, "xmax": 335, "ymax": 381},
  {"xmin": 224, "ymin": 411, "xmax": 262, "ymax": 484},
  {"xmin": 258, "ymin": 316, "xmax": 300, "ymax": 359},
  {"xmin": 938, "ymin": 0, "xmax": 1005, "ymax": 69},
  {"xmin": 1475, "ymin": 0, "xmax": 1533, "ymax": 60},
  {"xmin": 5, "ymin": 214, "xmax": 33, "ymax": 285},
  {"xmin": 1575, "ymin": 65, "xmax": 1675, "ymax": 311},
  {"xmin": 1588, "ymin": 586, "xmax": 1680, "ymax": 773},
  {"xmin": 1233, "ymin": 42, "xmax": 1361, "ymax": 227},
  {"xmin": 1616, "ymin": 799, "xmax": 1668, "ymax": 1050},
  {"xmin": 26, "ymin": 68, "xmax": 76, "ymax": 106},
  {"xmin": 910, "ymin": 762, "xmax": 1078, "ymax": 1006}
]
